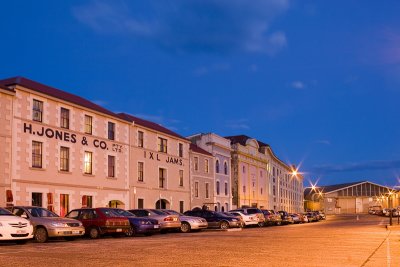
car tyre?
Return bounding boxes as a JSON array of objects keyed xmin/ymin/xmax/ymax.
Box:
[
  {"xmin": 89, "ymin": 227, "xmax": 100, "ymax": 239},
  {"xmin": 220, "ymin": 221, "xmax": 229, "ymax": 230},
  {"xmin": 180, "ymin": 222, "xmax": 191, "ymax": 233},
  {"xmin": 126, "ymin": 225, "xmax": 136, "ymax": 237},
  {"xmin": 34, "ymin": 227, "xmax": 48, "ymax": 243}
]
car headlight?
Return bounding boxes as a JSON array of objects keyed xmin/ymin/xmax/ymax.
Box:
[{"xmin": 51, "ymin": 222, "xmax": 68, "ymax": 227}]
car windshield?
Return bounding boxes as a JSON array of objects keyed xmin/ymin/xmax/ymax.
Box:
[
  {"xmin": 113, "ymin": 209, "xmax": 135, "ymax": 217},
  {"xmin": 247, "ymin": 209, "xmax": 261, "ymax": 214},
  {"xmin": 99, "ymin": 208, "xmax": 124, "ymax": 217},
  {"xmin": 163, "ymin": 210, "xmax": 183, "ymax": 216},
  {"xmin": 0, "ymin": 208, "xmax": 13, "ymax": 215},
  {"xmin": 28, "ymin": 207, "xmax": 59, "ymax": 217},
  {"xmin": 215, "ymin": 212, "xmax": 230, "ymax": 217},
  {"xmin": 150, "ymin": 209, "xmax": 168, "ymax": 215}
]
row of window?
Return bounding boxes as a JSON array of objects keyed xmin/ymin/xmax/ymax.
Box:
[
  {"xmin": 32, "ymin": 141, "xmax": 116, "ymax": 177},
  {"xmin": 193, "ymin": 157, "xmax": 230, "ymax": 174},
  {"xmin": 33, "ymin": 99, "xmax": 116, "ymax": 140}
]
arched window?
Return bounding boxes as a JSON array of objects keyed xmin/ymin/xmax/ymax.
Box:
[
  {"xmin": 216, "ymin": 181, "xmax": 220, "ymax": 195},
  {"xmin": 224, "ymin": 162, "xmax": 228, "ymax": 175},
  {"xmin": 216, "ymin": 160, "xmax": 220, "ymax": 173}
]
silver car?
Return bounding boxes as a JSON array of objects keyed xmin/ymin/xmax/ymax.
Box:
[
  {"xmin": 161, "ymin": 209, "xmax": 208, "ymax": 233},
  {"xmin": 8, "ymin": 206, "xmax": 85, "ymax": 243}
]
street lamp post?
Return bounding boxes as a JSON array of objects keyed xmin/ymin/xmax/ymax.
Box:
[{"xmin": 389, "ymin": 192, "xmax": 393, "ymax": 226}]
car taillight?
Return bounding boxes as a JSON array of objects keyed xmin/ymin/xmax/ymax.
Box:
[
  {"xmin": 164, "ymin": 216, "xmax": 174, "ymax": 222},
  {"xmin": 105, "ymin": 220, "xmax": 111, "ymax": 226}
]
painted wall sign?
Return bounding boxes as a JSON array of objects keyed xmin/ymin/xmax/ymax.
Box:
[
  {"xmin": 144, "ymin": 151, "xmax": 183, "ymax": 166},
  {"xmin": 23, "ymin": 123, "xmax": 123, "ymax": 153}
]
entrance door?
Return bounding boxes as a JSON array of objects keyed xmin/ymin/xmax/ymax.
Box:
[
  {"xmin": 155, "ymin": 199, "xmax": 169, "ymax": 209},
  {"xmin": 356, "ymin": 198, "xmax": 363, "ymax": 213}
]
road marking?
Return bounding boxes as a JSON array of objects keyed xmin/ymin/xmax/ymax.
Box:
[
  {"xmin": 386, "ymin": 236, "xmax": 391, "ymax": 267},
  {"xmin": 360, "ymin": 230, "xmax": 391, "ymax": 267}
]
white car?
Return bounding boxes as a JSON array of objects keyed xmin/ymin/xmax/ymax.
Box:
[
  {"xmin": 229, "ymin": 211, "xmax": 259, "ymax": 227},
  {"xmin": 0, "ymin": 207, "xmax": 33, "ymax": 244}
]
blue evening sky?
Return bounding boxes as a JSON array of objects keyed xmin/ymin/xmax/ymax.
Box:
[{"xmin": 1, "ymin": 1, "xmax": 400, "ymax": 187}]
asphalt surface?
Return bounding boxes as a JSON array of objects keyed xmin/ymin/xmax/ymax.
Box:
[{"xmin": 0, "ymin": 214, "xmax": 399, "ymax": 267}]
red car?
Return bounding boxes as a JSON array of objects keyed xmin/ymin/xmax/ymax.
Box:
[{"xmin": 65, "ymin": 208, "xmax": 130, "ymax": 239}]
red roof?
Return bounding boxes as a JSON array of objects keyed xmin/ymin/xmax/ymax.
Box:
[
  {"xmin": 0, "ymin": 83, "xmax": 14, "ymax": 92},
  {"xmin": 0, "ymin": 76, "xmax": 129, "ymax": 122},
  {"xmin": 118, "ymin": 113, "xmax": 188, "ymax": 142},
  {"xmin": 190, "ymin": 143, "xmax": 213, "ymax": 156}
]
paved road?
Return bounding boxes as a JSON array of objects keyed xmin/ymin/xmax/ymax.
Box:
[{"xmin": 0, "ymin": 214, "xmax": 399, "ymax": 267}]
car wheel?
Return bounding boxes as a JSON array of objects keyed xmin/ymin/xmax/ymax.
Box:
[
  {"xmin": 180, "ymin": 222, "xmax": 191, "ymax": 233},
  {"xmin": 220, "ymin": 221, "xmax": 229, "ymax": 230},
  {"xmin": 15, "ymin": 239, "xmax": 28, "ymax": 245},
  {"xmin": 89, "ymin": 227, "xmax": 100, "ymax": 239},
  {"xmin": 126, "ymin": 225, "xmax": 136, "ymax": 237},
  {"xmin": 34, "ymin": 227, "xmax": 48, "ymax": 243}
]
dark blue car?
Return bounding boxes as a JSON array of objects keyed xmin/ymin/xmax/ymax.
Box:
[{"xmin": 112, "ymin": 208, "xmax": 160, "ymax": 236}]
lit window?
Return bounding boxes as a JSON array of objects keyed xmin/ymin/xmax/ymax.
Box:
[
  {"xmin": 138, "ymin": 162, "xmax": 144, "ymax": 181},
  {"xmin": 108, "ymin": 122, "xmax": 115, "ymax": 140},
  {"xmin": 84, "ymin": 151, "xmax": 93, "ymax": 174},
  {"xmin": 32, "ymin": 99, "xmax": 43, "ymax": 122},
  {"xmin": 108, "ymin": 155, "xmax": 115, "ymax": 177},
  {"xmin": 32, "ymin": 141, "xmax": 42, "ymax": 168},
  {"xmin": 60, "ymin": 146, "xmax": 69, "ymax": 172},
  {"xmin": 158, "ymin": 137, "xmax": 167, "ymax": 153},
  {"xmin": 85, "ymin": 115, "xmax": 93, "ymax": 134},
  {"xmin": 60, "ymin": 108, "xmax": 69, "ymax": 129}
]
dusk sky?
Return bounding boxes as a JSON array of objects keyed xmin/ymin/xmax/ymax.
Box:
[{"xmin": 1, "ymin": 1, "xmax": 400, "ymax": 187}]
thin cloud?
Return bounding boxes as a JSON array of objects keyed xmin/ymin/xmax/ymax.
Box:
[
  {"xmin": 225, "ymin": 119, "xmax": 250, "ymax": 130},
  {"xmin": 313, "ymin": 159, "xmax": 400, "ymax": 174},
  {"xmin": 72, "ymin": 0, "xmax": 290, "ymax": 55},
  {"xmin": 291, "ymin": 81, "xmax": 306, "ymax": 89},
  {"xmin": 315, "ymin": 140, "xmax": 331, "ymax": 145}
]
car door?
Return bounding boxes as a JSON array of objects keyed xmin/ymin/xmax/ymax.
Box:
[{"xmin": 202, "ymin": 211, "xmax": 218, "ymax": 228}]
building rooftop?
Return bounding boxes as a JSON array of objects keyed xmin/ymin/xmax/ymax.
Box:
[
  {"xmin": 225, "ymin": 135, "xmax": 270, "ymax": 148},
  {"xmin": 189, "ymin": 143, "xmax": 213, "ymax": 156},
  {"xmin": 0, "ymin": 76, "xmax": 128, "ymax": 121},
  {"xmin": 117, "ymin": 113, "xmax": 188, "ymax": 142}
]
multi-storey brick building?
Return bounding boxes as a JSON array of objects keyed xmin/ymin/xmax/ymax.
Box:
[
  {"xmin": 226, "ymin": 135, "xmax": 303, "ymax": 212},
  {"xmin": 188, "ymin": 133, "xmax": 232, "ymax": 212},
  {"xmin": 117, "ymin": 113, "xmax": 191, "ymax": 213},
  {"xmin": 0, "ymin": 77, "xmax": 131, "ymax": 215}
]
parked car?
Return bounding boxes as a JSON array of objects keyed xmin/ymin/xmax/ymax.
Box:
[
  {"xmin": 8, "ymin": 206, "xmax": 84, "ymax": 243},
  {"xmin": 160, "ymin": 209, "xmax": 208, "ymax": 233},
  {"xmin": 184, "ymin": 209, "xmax": 241, "ymax": 229},
  {"xmin": 261, "ymin": 210, "xmax": 282, "ymax": 226},
  {"xmin": 305, "ymin": 212, "xmax": 319, "ymax": 222},
  {"xmin": 278, "ymin": 211, "xmax": 294, "ymax": 225},
  {"xmin": 221, "ymin": 212, "xmax": 245, "ymax": 228},
  {"xmin": 289, "ymin": 213, "xmax": 301, "ymax": 224},
  {"xmin": 111, "ymin": 208, "xmax": 160, "ymax": 236},
  {"xmin": 228, "ymin": 211, "xmax": 259, "ymax": 227},
  {"xmin": 297, "ymin": 213, "xmax": 309, "ymax": 223},
  {"xmin": 65, "ymin": 208, "xmax": 130, "ymax": 239},
  {"xmin": 315, "ymin": 211, "xmax": 326, "ymax": 220},
  {"xmin": 0, "ymin": 207, "xmax": 33, "ymax": 244},
  {"xmin": 368, "ymin": 206, "xmax": 382, "ymax": 215},
  {"xmin": 384, "ymin": 209, "xmax": 399, "ymax": 217},
  {"xmin": 128, "ymin": 209, "xmax": 181, "ymax": 233},
  {"xmin": 229, "ymin": 208, "xmax": 265, "ymax": 227}
]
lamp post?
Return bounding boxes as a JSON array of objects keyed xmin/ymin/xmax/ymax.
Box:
[{"xmin": 389, "ymin": 191, "xmax": 393, "ymax": 226}]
